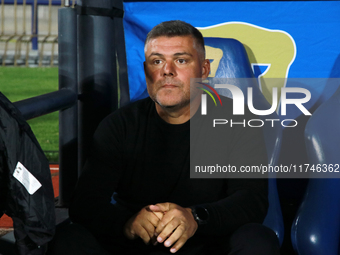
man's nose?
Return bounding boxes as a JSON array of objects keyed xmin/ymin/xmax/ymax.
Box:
[{"xmin": 162, "ymin": 61, "xmax": 176, "ymax": 76}]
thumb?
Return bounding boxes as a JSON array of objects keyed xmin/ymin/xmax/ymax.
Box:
[{"xmin": 149, "ymin": 203, "xmax": 170, "ymax": 212}]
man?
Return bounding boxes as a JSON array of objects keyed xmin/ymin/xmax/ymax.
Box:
[{"xmin": 55, "ymin": 20, "xmax": 279, "ymax": 255}]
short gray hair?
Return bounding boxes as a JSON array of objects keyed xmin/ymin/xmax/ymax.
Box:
[{"xmin": 145, "ymin": 20, "xmax": 205, "ymax": 59}]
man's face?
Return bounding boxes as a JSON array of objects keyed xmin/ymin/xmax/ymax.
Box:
[{"xmin": 144, "ymin": 35, "xmax": 209, "ymax": 110}]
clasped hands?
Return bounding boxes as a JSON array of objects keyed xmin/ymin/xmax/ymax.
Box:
[{"xmin": 123, "ymin": 202, "xmax": 198, "ymax": 253}]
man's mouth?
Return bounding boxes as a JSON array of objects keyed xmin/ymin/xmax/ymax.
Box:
[{"xmin": 162, "ymin": 84, "xmax": 178, "ymax": 88}]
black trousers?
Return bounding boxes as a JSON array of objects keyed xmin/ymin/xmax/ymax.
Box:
[{"xmin": 48, "ymin": 222, "xmax": 280, "ymax": 255}]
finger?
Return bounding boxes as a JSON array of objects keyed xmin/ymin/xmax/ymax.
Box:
[
  {"xmin": 142, "ymin": 220, "xmax": 157, "ymax": 239},
  {"xmin": 133, "ymin": 215, "xmax": 158, "ymax": 243},
  {"xmin": 134, "ymin": 224, "xmax": 152, "ymax": 244},
  {"xmin": 163, "ymin": 224, "xmax": 186, "ymax": 248},
  {"xmin": 147, "ymin": 211, "xmax": 162, "ymax": 228},
  {"xmin": 154, "ymin": 216, "xmax": 170, "ymax": 238},
  {"xmin": 141, "ymin": 207, "xmax": 162, "ymax": 228},
  {"xmin": 124, "ymin": 226, "xmax": 136, "ymax": 240},
  {"xmin": 157, "ymin": 218, "xmax": 180, "ymax": 243},
  {"xmin": 169, "ymin": 235, "xmax": 188, "ymax": 253},
  {"xmin": 153, "ymin": 211, "xmax": 164, "ymax": 221},
  {"xmin": 154, "ymin": 208, "xmax": 177, "ymax": 235}
]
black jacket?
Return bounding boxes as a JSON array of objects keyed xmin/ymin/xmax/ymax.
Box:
[{"xmin": 0, "ymin": 92, "xmax": 55, "ymax": 255}]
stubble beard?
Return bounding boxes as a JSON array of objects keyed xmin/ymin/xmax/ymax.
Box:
[{"xmin": 149, "ymin": 78, "xmax": 191, "ymax": 110}]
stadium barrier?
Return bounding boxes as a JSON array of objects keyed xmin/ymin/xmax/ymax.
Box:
[{"xmin": 0, "ymin": 0, "xmax": 76, "ymax": 66}]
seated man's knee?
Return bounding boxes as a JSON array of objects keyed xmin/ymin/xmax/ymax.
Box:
[{"xmin": 229, "ymin": 223, "xmax": 280, "ymax": 255}]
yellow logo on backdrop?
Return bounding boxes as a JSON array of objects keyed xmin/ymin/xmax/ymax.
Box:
[
  {"xmin": 199, "ymin": 22, "xmax": 296, "ymax": 104},
  {"xmin": 205, "ymin": 45, "xmax": 223, "ymax": 78}
]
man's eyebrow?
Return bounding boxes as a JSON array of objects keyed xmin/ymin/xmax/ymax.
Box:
[{"xmin": 147, "ymin": 52, "xmax": 193, "ymax": 58}]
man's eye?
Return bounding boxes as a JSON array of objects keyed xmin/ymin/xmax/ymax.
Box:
[
  {"xmin": 177, "ymin": 59, "xmax": 187, "ymax": 64},
  {"xmin": 153, "ymin": 59, "xmax": 162, "ymax": 65}
]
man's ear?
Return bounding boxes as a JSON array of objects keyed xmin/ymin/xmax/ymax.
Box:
[{"xmin": 201, "ymin": 59, "xmax": 210, "ymax": 79}]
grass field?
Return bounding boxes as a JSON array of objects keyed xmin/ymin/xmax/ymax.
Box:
[{"xmin": 0, "ymin": 67, "xmax": 59, "ymax": 162}]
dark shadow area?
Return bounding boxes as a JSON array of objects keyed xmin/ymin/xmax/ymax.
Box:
[{"xmin": 0, "ymin": 232, "xmax": 15, "ymax": 255}]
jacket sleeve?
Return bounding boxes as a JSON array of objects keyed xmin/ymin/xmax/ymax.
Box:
[{"xmin": 69, "ymin": 113, "xmax": 134, "ymax": 241}]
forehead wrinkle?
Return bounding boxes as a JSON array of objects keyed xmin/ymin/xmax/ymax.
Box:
[
  {"xmin": 148, "ymin": 52, "xmax": 164, "ymax": 58},
  {"xmin": 174, "ymin": 52, "xmax": 193, "ymax": 57}
]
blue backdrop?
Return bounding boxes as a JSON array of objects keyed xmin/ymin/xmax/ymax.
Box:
[{"xmin": 123, "ymin": 1, "xmax": 340, "ymax": 121}]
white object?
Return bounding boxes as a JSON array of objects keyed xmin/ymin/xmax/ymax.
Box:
[{"xmin": 13, "ymin": 162, "xmax": 42, "ymax": 195}]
